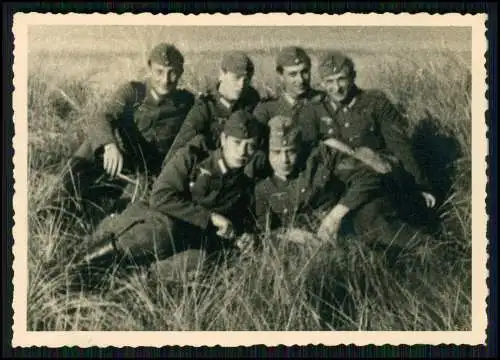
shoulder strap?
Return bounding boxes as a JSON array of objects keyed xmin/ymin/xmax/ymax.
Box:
[
  {"xmin": 129, "ymin": 81, "xmax": 148, "ymax": 107},
  {"xmin": 197, "ymin": 92, "xmax": 216, "ymax": 121},
  {"xmin": 187, "ymin": 143, "xmax": 212, "ymax": 183}
]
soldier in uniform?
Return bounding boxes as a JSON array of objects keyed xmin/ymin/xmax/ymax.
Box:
[
  {"xmin": 44, "ymin": 43, "xmax": 195, "ymax": 221},
  {"xmin": 66, "ymin": 110, "xmax": 264, "ymax": 283},
  {"xmin": 165, "ymin": 50, "xmax": 262, "ymax": 162},
  {"xmin": 252, "ymin": 46, "xmax": 324, "ymax": 127},
  {"xmin": 296, "ymin": 50, "xmax": 438, "ymax": 230},
  {"xmin": 254, "ymin": 115, "xmax": 435, "ymax": 254},
  {"xmin": 254, "ymin": 115, "xmax": 382, "ymax": 240}
]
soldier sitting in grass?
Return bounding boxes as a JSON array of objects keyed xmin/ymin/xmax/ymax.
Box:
[
  {"xmin": 165, "ymin": 50, "xmax": 262, "ymax": 162},
  {"xmin": 64, "ymin": 110, "xmax": 265, "ymax": 286},
  {"xmin": 296, "ymin": 50, "xmax": 439, "ymax": 231},
  {"xmin": 43, "ymin": 43, "xmax": 195, "ymax": 223},
  {"xmin": 252, "ymin": 46, "xmax": 324, "ymax": 127},
  {"xmin": 253, "ymin": 115, "xmax": 437, "ymax": 259}
]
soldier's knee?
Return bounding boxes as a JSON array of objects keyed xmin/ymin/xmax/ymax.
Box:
[
  {"xmin": 355, "ymin": 198, "xmax": 388, "ymax": 221},
  {"xmin": 73, "ymin": 140, "xmax": 96, "ymax": 161},
  {"xmin": 106, "ymin": 206, "xmax": 179, "ymax": 263},
  {"xmin": 351, "ymin": 197, "xmax": 395, "ymax": 234}
]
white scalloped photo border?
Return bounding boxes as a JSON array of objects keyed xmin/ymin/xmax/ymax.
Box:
[{"xmin": 11, "ymin": 12, "xmax": 489, "ymax": 347}]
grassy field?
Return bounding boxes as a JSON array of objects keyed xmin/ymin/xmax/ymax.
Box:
[{"xmin": 27, "ymin": 26, "xmax": 472, "ymax": 331}]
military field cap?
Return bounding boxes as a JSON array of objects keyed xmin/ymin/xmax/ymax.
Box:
[
  {"xmin": 276, "ymin": 46, "xmax": 311, "ymax": 71},
  {"xmin": 223, "ymin": 110, "xmax": 261, "ymax": 139},
  {"xmin": 268, "ymin": 115, "xmax": 302, "ymax": 149},
  {"xmin": 318, "ymin": 50, "xmax": 355, "ymax": 79},
  {"xmin": 148, "ymin": 43, "xmax": 184, "ymax": 68},
  {"xmin": 220, "ymin": 51, "xmax": 255, "ymax": 77}
]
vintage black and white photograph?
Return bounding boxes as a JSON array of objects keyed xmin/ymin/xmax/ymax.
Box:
[{"xmin": 12, "ymin": 12, "xmax": 488, "ymax": 346}]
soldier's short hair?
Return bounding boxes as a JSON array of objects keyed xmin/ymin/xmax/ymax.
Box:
[
  {"xmin": 148, "ymin": 43, "xmax": 184, "ymax": 70},
  {"xmin": 223, "ymin": 110, "xmax": 261, "ymax": 139},
  {"xmin": 275, "ymin": 46, "xmax": 311, "ymax": 74},
  {"xmin": 318, "ymin": 51, "xmax": 356, "ymax": 79},
  {"xmin": 220, "ymin": 51, "xmax": 255, "ymax": 78}
]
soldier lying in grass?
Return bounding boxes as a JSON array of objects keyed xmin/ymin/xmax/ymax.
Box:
[
  {"xmin": 62, "ymin": 110, "xmax": 265, "ymax": 287},
  {"xmin": 43, "ymin": 43, "xmax": 195, "ymax": 222},
  {"xmin": 253, "ymin": 115, "xmax": 438, "ymax": 257},
  {"xmin": 296, "ymin": 50, "xmax": 439, "ymax": 231}
]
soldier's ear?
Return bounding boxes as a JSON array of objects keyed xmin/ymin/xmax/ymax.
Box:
[
  {"xmin": 220, "ymin": 132, "xmax": 227, "ymax": 147},
  {"xmin": 219, "ymin": 69, "xmax": 227, "ymax": 83},
  {"xmin": 277, "ymin": 70, "xmax": 285, "ymax": 82}
]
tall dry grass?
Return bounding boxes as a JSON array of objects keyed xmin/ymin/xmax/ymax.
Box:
[{"xmin": 27, "ymin": 32, "xmax": 472, "ymax": 331}]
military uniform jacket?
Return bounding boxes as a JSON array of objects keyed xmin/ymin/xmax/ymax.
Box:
[
  {"xmin": 150, "ymin": 137, "xmax": 258, "ymax": 235},
  {"xmin": 253, "ymin": 88, "xmax": 324, "ymax": 126},
  {"xmin": 166, "ymin": 84, "xmax": 261, "ymax": 159},
  {"xmin": 89, "ymin": 79, "xmax": 195, "ymax": 174},
  {"xmin": 253, "ymin": 143, "xmax": 383, "ymax": 231},
  {"xmin": 296, "ymin": 87, "xmax": 429, "ymax": 190}
]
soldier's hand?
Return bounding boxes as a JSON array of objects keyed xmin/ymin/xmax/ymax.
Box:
[
  {"xmin": 316, "ymin": 204, "xmax": 350, "ymax": 244},
  {"xmin": 103, "ymin": 143, "xmax": 124, "ymax": 178},
  {"xmin": 421, "ymin": 191, "xmax": 436, "ymax": 208},
  {"xmin": 210, "ymin": 213, "xmax": 235, "ymax": 239},
  {"xmin": 317, "ymin": 216, "xmax": 342, "ymax": 244}
]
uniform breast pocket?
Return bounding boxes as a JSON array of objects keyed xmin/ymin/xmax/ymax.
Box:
[
  {"xmin": 319, "ymin": 117, "xmax": 337, "ymax": 139},
  {"xmin": 269, "ymin": 192, "xmax": 290, "ymax": 215},
  {"xmin": 313, "ymin": 167, "xmax": 331, "ymax": 188},
  {"xmin": 154, "ymin": 118, "xmax": 180, "ymax": 142},
  {"xmin": 134, "ymin": 106, "xmax": 158, "ymax": 133},
  {"xmin": 359, "ymin": 120, "xmax": 380, "ymax": 148},
  {"xmin": 190, "ymin": 175, "xmax": 220, "ymax": 205}
]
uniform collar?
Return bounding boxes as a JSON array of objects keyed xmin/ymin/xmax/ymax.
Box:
[
  {"xmin": 211, "ymin": 149, "xmax": 241, "ymax": 176},
  {"xmin": 218, "ymin": 157, "xmax": 229, "ymax": 175},
  {"xmin": 271, "ymin": 161, "xmax": 305, "ymax": 183},
  {"xmin": 282, "ymin": 92, "xmax": 298, "ymax": 107},
  {"xmin": 210, "ymin": 82, "xmax": 239, "ymax": 111},
  {"xmin": 145, "ymin": 79, "xmax": 174, "ymax": 106},
  {"xmin": 281, "ymin": 88, "xmax": 319, "ymax": 108},
  {"xmin": 327, "ymin": 86, "xmax": 359, "ymax": 112},
  {"xmin": 217, "ymin": 94, "xmax": 234, "ymax": 110}
]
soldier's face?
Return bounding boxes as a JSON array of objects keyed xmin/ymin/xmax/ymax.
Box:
[
  {"xmin": 219, "ymin": 71, "xmax": 250, "ymax": 101},
  {"xmin": 279, "ymin": 63, "xmax": 311, "ymax": 98},
  {"xmin": 221, "ymin": 134, "xmax": 258, "ymax": 169},
  {"xmin": 269, "ymin": 146, "xmax": 299, "ymax": 178},
  {"xmin": 148, "ymin": 62, "xmax": 182, "ymax": 96},
  {"xmin": 321, "ymin": 68, "xmax": 355, "ymax": 103}
]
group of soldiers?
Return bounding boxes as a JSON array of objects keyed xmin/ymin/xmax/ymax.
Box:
[{"xmin": 44, "ymin": 42, "xmax": 440, "ymax": 282}]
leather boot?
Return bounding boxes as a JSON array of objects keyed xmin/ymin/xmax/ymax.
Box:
[
  {"xmin": 69, "ymin": 233, "xmax": 125, "ymax": 291},
  {"xmin": 79, "ymin": 233, "xmax": 122, "ymax": 266}
]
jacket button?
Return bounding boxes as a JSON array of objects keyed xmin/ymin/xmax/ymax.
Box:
[
  {"xmin": 328, "ymin": 128, "xmax": 334, "ymax": 134},
  {"xmin": 283, "ymin": 208, "xmax": 288, "ymax": 214},
  {"xmin": 300, "ymin": 188, "xmax": 306, "ymax": 193},
  {"xmin": 344, "ymin": 122, "xmax": 350, "ymax": 128}
]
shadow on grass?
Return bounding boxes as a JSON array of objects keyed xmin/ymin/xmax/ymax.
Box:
[{"xmin": 410, "ymin": 111, "xmax": 463, "ymax": 205}]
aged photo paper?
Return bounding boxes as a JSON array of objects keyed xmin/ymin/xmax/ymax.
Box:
[{"xmin": 12, "ymin": 12, "xmax": 488, "ymax": 347}]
